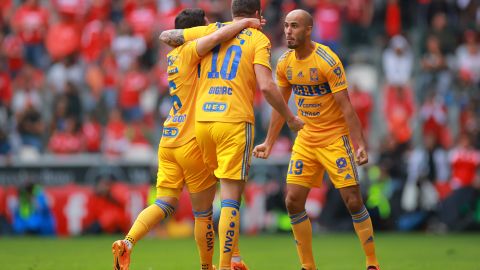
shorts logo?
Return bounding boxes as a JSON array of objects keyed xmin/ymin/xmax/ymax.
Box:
[
  {"xmin": 297, "ymin": 71, "xmax": 304, "ymax": 78},
  {"xmin": 203, "ymin": 102, "xmax": 227, "ymax": 112},
  {"xmin": 310, "ymin": 68, "xmax": 319, "ymax": 82},
  {"xmin": 336, "ymin": 157, "xmax": 348, "ymax": 173},
  {"xmin": 162, "ymin": 127, "xmax": 178, "ymax": 138}
]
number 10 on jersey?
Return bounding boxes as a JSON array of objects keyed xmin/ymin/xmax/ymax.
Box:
[{"xmin": 207, "ymin": 45, "xmax": 242, "ymax": 80}]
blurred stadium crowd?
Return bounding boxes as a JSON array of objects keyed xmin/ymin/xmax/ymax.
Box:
[{"xmin": 0, "ymin": 0, "xmax": 480, "ymax": 235}]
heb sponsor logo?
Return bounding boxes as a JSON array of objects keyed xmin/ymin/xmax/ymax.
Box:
[
  {"xmin": 203, "ymin": 102, "xmax": 227, "ymax": 112},
  {"xmin": 162, "ymin": 127, "xmax": 179, "ymax": 138}
]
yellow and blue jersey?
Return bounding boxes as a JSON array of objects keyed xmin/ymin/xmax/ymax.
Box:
[
  {"xmin": 160, "ymin": 41, "xmax": 201, "ymax": 148},
  {"xmin": 276, "ymin": 42, "xmax": 349, "ymax": 147},
  {"xmin": 184, "ymin": 22, "xmax": 271, "ymax": 124}
]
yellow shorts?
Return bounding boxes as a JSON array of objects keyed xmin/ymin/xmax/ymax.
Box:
[
  {"xmin": 195, "ymin": 121, "xmax": 254, "ymax": 180},
  {"xmin": 156, "ymin": 138, "xmax": 217, "ymax": 199},
  {"xmin": 286, "ymin": 135, "xmax": 359, "ymax": 189}
]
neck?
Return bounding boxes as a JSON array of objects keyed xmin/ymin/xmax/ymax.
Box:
[{"xmin": 295, "ymin": 40, "xmax": 315, "ymax": 60}]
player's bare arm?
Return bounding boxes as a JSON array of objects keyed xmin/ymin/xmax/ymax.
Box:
[
  {"xmin": 159, "ymin": 29, "xmax": 185, "ymax": 47},
  {"xmin": 253, "ymin": 85, "xmax": 292, "ymax": 159},
  {"xmin": 333, "ymin": 90, "xmax": 368, "ymax": 165},
  {"xmin": 196, "ymin": 18, "xmax": 265, "ymax": 57},
  {"xmin": 254, "ymin": 64, "xmax": 304, "ymax": 132}
]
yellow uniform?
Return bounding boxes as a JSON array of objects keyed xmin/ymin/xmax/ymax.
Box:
[
  {"xmin": 183, "ymin": 22, "xmax": 271, "ymax": 180},
  {"xmin": 276, "ymin": 42, "xmax": 358, "ymax": 189},
  {"xmin": 157, "ymin": 41, "xmax": 216, "ymax": 198}
]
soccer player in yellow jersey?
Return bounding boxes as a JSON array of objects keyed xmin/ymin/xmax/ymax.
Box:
[
  {"xmin": 253, "ymin": 9, "xmax": 380, "ymax": 270},
  {"xmin": 112, "ymin": 9, "xmax": 264, "ymax": 270},
  {"xmin": 159, "ymin": 1, "xmax": 304, "ymax": 269}
]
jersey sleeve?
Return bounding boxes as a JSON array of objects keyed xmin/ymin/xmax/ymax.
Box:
[
  {"xmin": 180, "ymin": 41, "xmax": 201, "ymax": 64},
  {"xmin": 253, "ymin": 31, "xmax": 272, "ymax": 70},
  {"xmin": 275, "ymin": 57, "xmax": 290, "ymax": 87},
  {"xmin": 183, "ymin": 25, "xmax": 209, "ymax": 42},
  {"xmin": 322, "ymin": 48, "xmax": 348, "ymax": 93}
]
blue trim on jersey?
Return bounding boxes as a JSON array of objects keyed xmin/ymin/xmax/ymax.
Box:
[
  {"xmin": 291, "ymin": 83, "xmax": 332, "ymax": 96},
  {"xmin": 315, "ymin": 47, "xmax": 336, "ymax": 67}
]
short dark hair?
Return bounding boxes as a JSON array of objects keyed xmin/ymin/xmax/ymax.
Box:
[
  {"xmin": 231, "ymin": 0, "xmax": 260, "ymax": 18},
  {"xmin": 175, "ymin": 8, "xmax": 206, "ymax": 29}
]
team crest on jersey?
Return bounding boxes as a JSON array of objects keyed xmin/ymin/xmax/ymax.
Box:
[
  {"xmin": 336, "ymin": 157, "xmax": 348, "ymax": 173},
  {"xmin": 297, "ymin": 71, "xmax": 304, "ymax": 78},
  {"xmin": 287, "ymin": 66, "xmax": 292, "ymax": 80},
  {"xmin": 333, "ymin": 67, "xmax": 342, "ymax": 77}
]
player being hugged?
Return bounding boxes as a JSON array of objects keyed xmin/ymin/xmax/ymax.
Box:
[
  {"xmin": 253, "ymin": 9, "xmax": 380, "ymax": 270},
  {"xmin": 112, "ymin": 9, "xmax": 265, "ymax": 270}
]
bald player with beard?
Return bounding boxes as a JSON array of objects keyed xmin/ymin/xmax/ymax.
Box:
[{"xmin": 253, "ymin": 9, "xmax": 380, "ymax": 270}]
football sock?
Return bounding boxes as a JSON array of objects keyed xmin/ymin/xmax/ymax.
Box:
[
  {"xmin": 351, "ymin": 206, "xmax": 378, "ymax": 267},
  {"xmin": 290, "ymin": 211, "xmax": 316, "ymax": 270},
  {"xmin": 218, "ymin": 199, "xmax": 240, "ymax": 270},
  {"xmin": 231, "ymin": 240, "xmax": 241, "ymax": 262},
  {"xmin": 125, "ymin": 199, "xmax": 175, "ymax": 246},
  {"xmin": 193, "ymin": 207, "xmax": 215, "ymax": 270}
]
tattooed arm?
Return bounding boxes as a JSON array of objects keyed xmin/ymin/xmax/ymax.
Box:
[{"xmin": 159, "ymin": 29, "xmax": 185, "ymax": 47}]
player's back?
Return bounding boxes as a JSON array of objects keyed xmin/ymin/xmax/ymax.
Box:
[
  {"xmin": 160, "ymin": 41, "xmax": 201, "ymax": 148},
  {"xmin": 185, "ymin": 22, "xmax": 271, "ymax": 124}
]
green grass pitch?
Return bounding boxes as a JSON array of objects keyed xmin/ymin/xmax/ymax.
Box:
[{"xmin": 1, "ymin": 233, "xmax": 480, "ymax": 269}]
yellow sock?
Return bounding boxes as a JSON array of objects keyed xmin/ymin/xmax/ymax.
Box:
[
  {"xmin": 125, "ymin": 199, "xmax": 175, "ymax": 245},
  {"xmin": 218, "ymin": 200, "xmax": 240, "ymax": 270},
  {"xmin": 193, "ymin": 207, "xmax": 215, "ymax": 270},
  {"xmin": 352, "ymin": 206, "xmax": 379, "ymax": 267},
  {"xmin": 232, "ymin": 240, "xmax": 241, "ymax": 261},
  {"xmin": 290, "ymin": 211, "xmax": 316, "ymax": 270}
]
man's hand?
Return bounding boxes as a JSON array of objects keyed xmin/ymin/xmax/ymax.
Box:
[
  {"xmin": 252, "ymin": 142, "xmax": 272, "ymax": 159},
  {"xmin": 355, "ymin": 145, "xmax": 368, "ymax": 165},
  {"xmin": 286, "ymin": 116, "xmax": 304, "ymax": 132},
  {"xmin": 240, "ymin": 17, "xmax": 267, "ymax": 30}
]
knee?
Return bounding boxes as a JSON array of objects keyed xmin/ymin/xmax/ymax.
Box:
[
  {"xmin": 285, "ymin": 194, "xmax": 304, "ymax": 214},
  {"xmin": 345, "ymin": 196, "xmax": 364, "ymax": 214}
]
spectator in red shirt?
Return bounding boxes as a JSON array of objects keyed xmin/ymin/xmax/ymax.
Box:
[
  {"xmin": 82, "ymin": 113, "xmax": 102, "ymax": 153},
  {"xmin": 439, "ymin": 133, "xmax": 480, "ymax": 231},
  {"xmin": 349, "ymin": 84, "xmax": 373, "ymax": 137},
  {"xmin": 384, "ymin": 85, "xmax": 415, "ymax": 145},
  {"xmin": 125, "ymin": 0, "xmax": 158, "ymax": 43},
  {"xmin": 118, "ymin": 60, "xmax": 148, "ymax": 122},
  {"xmin": 449, "ymin": 133, "xmax": 480, "ymax": 190},
  {"xmin": 86, "ymin": 0, "xmax": 111, "ymax": 22},
  {"xmin": 420, "ymin": 92, "xmax": 450, "ymax": 147},
  {"xmin": 313, "ymin": 0, "xmax": 343, "ymax": 52},
  {"xmin": 104, "ymin": 108, "xmax": 129, "ymax": 157},
  {"xmin": 11, "ymin": 0, "xmax": 49, "ymax": 68},
  {"xmin": 0, "ymin": 68, "xmax": 12, "ymax": 107},
  {"xmin": 48, "ymin": 117, "xmax": 84, "ymax": 154},
  {"xmin": 81, "ymin": 16, "xmax": 116, "ymax": 63},
  {"xmin": 1, "ymin": 33, "xmax": 24, "ymax": 77}
]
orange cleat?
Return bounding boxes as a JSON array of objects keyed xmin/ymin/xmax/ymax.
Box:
[
  {"xmin": 231, "ymin": 260, "xmax": 249, "ymax": 270},
  {"xmin": 112, "ymin": 240, "xmax": 131, "ymax": 270}
]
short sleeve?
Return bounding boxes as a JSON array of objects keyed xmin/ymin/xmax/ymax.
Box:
[
  {"xmin": 275, "ymin": 57, "xmax": 290, "ymax": 87},
  {"xmin": 253, "ymin": 31, "xmax": 272, "ymax": 70},
  {"xmin": 323, "ymin": 49, "xmax": 348, "ymax": 93},
  {"xmin": 183, "ymin": 25, "xmax": 209, "ymax": 42}
]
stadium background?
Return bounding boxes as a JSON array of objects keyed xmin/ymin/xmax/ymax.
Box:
[{"xmin": 0, "ymin": 0, "xmax": 479, "ymax": 269}]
